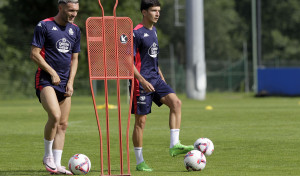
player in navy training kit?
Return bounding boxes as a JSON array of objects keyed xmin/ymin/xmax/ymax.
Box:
[
  {"xmin": 131, "ymin": 0, "xmax": 194, "ymax": 172},
  {"xmin": 30, "ymin": 0, "xmax": 80, "ymax": 174}
]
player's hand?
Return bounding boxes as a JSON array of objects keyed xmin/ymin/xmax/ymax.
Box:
[
  {"xmin": 51, "ymin": 73, "xmax": 61, "ymax": 86},
  {"xmin": 141, "ymin": 80, "xmax": 155, "ymax": 92},
  {"xmin": 65, "ymin": 83, "xmax": 74, "ymax": 97}
]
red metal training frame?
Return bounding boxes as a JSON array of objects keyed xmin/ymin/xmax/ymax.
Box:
[{"xmin": 86, "ymin": 0, "xmax": 134, "ymax": 175}]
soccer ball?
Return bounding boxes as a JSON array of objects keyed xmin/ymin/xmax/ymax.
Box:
[
  {"xmin": 184, "ymin": 150, "xmax": 206, "ymax": 171},
  {"xmin": 68, "ymin": 154, "xmax": 91, "ymax": 175},
  {"xmin": 194, "ymin": 138, "xmax": 214, "ymax": 156}
]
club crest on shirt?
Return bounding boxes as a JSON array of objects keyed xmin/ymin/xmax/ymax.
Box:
[
  {"xmin": 148, "ymin": 42, "xmax": 158, "ymax": 58},
  {"xmin": 56, "ymin": 38, "xmax": 71, "ymax": 53},
  {"xmin": 69, "ymin": 28, "xmax": 74, "ymax": 36}
]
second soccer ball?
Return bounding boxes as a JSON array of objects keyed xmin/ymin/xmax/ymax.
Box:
[{"xmin": 194, "ymin": 138, "xmax": 214, "ymax": 156}]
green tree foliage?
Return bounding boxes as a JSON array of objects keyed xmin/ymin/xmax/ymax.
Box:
[
  {"xmin": 0, "ymin": 0, "xmax": 142, "ymax": 98},
  {"xmin": 205, "ymin": 0, "xmax": 247, "ymax": 61},
  {"xmin": 2, "ymin": 0, "xmax": 300, "ymax": 98},
  {"xmin": 156, "ymin": 0, "xmax": 247, "ymax": 64},
  {"xmin": 261, "ymin": 0, "xmax": 300, "ymax": 61},
  {"xmin": 236, "ymin": 0, "xmax": 300, "ymax": 63},
  {"xmin": 0, "ymin": 0, "xmax": 43, "ymax": 98}
]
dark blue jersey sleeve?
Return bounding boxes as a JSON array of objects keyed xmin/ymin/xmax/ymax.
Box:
[
  {"xmin": 72, "ymin": 27, "xmax": 81, "ymax": 53},
  {"xmin": 133, "ymin": 30, "xmax": 141, "ymax": 57},
  {"xmin": 31, "ymin": 21, "xmax": 47, "ymax": 48}
]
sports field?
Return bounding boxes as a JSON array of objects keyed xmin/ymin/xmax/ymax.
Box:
[{"xmin": 1, "ymin": 92, "xmax": 300, "ymax": 175}]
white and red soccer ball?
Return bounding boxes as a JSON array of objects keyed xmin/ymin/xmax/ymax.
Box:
[
  {"xmin": 184, "ymin": 138, "xmax": 214, "ymax": 171},
  {"xmin": 68, "ymin": 154, "xmax": 91, "ymax": 175},
  {"xmin": 184, "ymin": 150, "xmax": 206, "ymax": 171},
  {"xmin": 194, "ymin": 138, "xmax": 214, "ymax": 156}
]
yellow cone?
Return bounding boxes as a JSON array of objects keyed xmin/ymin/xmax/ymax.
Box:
[
  {"xmin": 97, "ymin": 104, "xmax": 118, "ymax": 109},
  {"xmin": 205, "ymin": 105, "xmax": 213, "ymax": 110}
]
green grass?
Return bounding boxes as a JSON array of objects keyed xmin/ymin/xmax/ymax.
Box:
[{"xmin": 1, "ymin": 93, "xmax": 300, "ymax": 175}]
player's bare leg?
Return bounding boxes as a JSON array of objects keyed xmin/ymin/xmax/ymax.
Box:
[
  {"xmin": 160, "ymin": 93, "xmax": 194, "ymax": 157},
  {"xmin": 53, "ymin": 97, "xmax": 71, "ymax": 150},
  {"xmin": 52, "ymin": 97, "xmax": 72, "ymax": 175},
  {"xmin": 40, "ymin": 86, "xmax": 61, "ymax": 173},
  {"xmin": 160, "ymin": 93, "xmax": 182, "ymax": 129},
  {"xmin": 133, "ymin": 115, "xmax": 152, "ymax": 171},
  {"xmin": 133, "ymin": 114, "xmax": 146, "ymax": 148},
  {"xmin": 41, "ymin": 87, "xmax": 62, "ymax": 140}
]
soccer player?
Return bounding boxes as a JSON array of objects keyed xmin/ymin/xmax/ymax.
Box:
[
  {"xmin": 30, "ymin": 0, "xmax": 80, "ymax": 174},
  {"xmin": 131, "ymin": 0, "xmax": 194, "ymax": 171}
]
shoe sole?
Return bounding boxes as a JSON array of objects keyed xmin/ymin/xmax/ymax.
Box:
[
  {"xmin": 43, "ymin": 162, "xmax": 57, "ymax": 173},
  {"xmin": 170, "ymin": 148, "xmax": 193, "ymax": 157},
  {"xmin": 50, "ymin": 172, "xmax": 73, "ymax": 175},
  {"xmin": 136, "ymin": 166, "xmax": 153, "ymax": 171}
]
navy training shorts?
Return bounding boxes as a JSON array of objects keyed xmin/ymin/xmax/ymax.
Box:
[
  {"xmin": 131, "ymin": 78, "xmax": 175, "ymax": 115},
  {"xmin": 35, "ymin": 70, "xmax": 67, "ymax": 103},
  {"xmin": 36, "ymin": 87, "xmax": 67, "ymax": 103}
]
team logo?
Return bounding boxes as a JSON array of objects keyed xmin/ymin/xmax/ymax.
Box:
[
  {"xmin": 144, "ymin": 33, "xmax": 149, "ymax": 37},
  {"xmin": 139, "ymin": 96, "xmax": 146, "ymax": 101},
  {"xmin": 69, "ymin": 28, "xmax": 74, "ymax": 35},
  {"xmin": 52, "ymin": 26, "xmax": 58, "ymax": 31},
  {"xmin": 148, "ymin": 42, "xmax": 158, "ymax": 58},
  {"xmin": 56, "ymin": 38, "xmax": 71, "ymax": 53},
  {"xmin": 137, "ymin": 96, "xmax": 146, "ymax": 104},
  {"xmin": 120, "ymin": 34, "xmax": 128, "ymax": 44}
]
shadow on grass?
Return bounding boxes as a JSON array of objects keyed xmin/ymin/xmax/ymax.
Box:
[
  {"xmin": 0, "ymin": 170, "xmax": 49, "ymax": 176},
  {"xmin": 0, "ymin": 170, "xmax": 102, "ymax": 176},
  {"xmin": 0, "ymin": 168, "xmax": 189, "ymax": 175}
]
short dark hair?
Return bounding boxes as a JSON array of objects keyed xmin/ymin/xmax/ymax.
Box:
[
  {"xmin": 58, "ymin": 0, "xmax": 79, "ymax": 4},
  {"xmin": 140, "ymin": 0, "xmax": 161, "ymax": 12}
]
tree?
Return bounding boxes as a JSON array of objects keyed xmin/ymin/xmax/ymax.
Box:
[
  {"xmin": 236, "ymin": 0, "xmax": 300, "ymax": 64},
  {"xmin": 0, "ymin": 0, "xmax": 39, "ymax": 98},
  {"xmin": 261, "ymin": 0, "xmax": 300, "ymax": 62},
  {"xmin": 204, "ymin": 0, "xmax": 248, "ymax": 61},
  {"xmin": 0, "ymin": 0, "xmax": 142, "ymax": 98},
  {"xmin": 3, "ymin": 0, "xmax": 300, "ymax": 97}
]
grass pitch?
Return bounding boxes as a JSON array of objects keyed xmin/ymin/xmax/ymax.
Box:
[{"xmin": 1, "ymin": 93, "xmax": 300, "ymax": 175}]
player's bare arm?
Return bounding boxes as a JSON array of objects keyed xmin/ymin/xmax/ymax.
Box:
[
  {"xmin": 134, "ymin": 66, "xmax": 155, "ymax": 92},
  {"xmin": 64, "ymin": 53, "xmax": 78, "ymax": 97},
  {"xmin": 30, "ymin": 45, "xmax": 61, "ymax": 85}
]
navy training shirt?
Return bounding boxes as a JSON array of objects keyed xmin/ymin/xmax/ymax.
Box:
[
  {"xmin": 32, "ymin": 17, "xmax": 81, "ymax": 90},
  {"xmin": 133, "ymin": 24, "xmax": 160, "ymax": 94}
]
